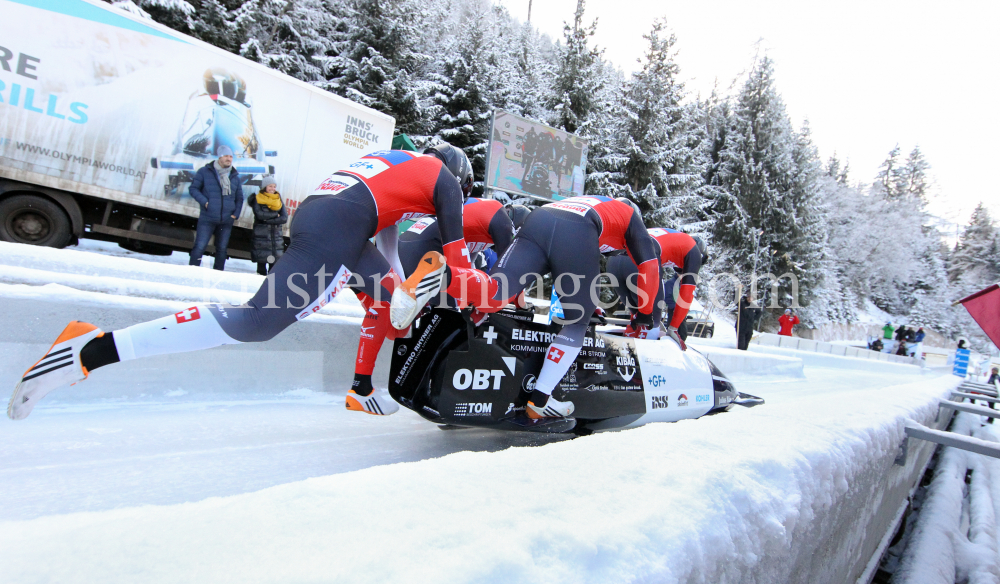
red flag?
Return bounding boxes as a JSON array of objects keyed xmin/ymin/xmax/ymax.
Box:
[{"xmin": 958, "ymin": 284, "xmax": 1000, "ymax": 348}]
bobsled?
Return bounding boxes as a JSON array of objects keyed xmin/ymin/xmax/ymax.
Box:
[
  {"xmin": 388, "ymin": 307, "xmax": 764, "ymax": 434},
  {"xmin": 151, "ymin": 68, "xmax": 277, "ymax": 198}
]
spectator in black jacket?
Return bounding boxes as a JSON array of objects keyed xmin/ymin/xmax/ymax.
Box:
[
  {"xmin": 248, "ymin": 176, "xmax": 287, "ymax": 275},
  {"xmin": 736, "ymin": 292, "xmax": 761, "ymax": 351},
  {"xmin": 188, "ymin": 145, "xmax": 244, "ymax": 270}
]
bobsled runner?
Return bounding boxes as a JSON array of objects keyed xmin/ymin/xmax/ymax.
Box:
[{"xmin": 388, "ymin": 307, "xmax": 764, "ymax": 434}]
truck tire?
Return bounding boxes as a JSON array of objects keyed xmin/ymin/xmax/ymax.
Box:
[{"xmin": 0, "ymin": 194, "xmax": 74, "ymax": 248}]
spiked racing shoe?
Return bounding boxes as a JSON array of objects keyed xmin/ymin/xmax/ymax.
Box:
[
  {"xmin": 345, "ymin": 389, "xmax": 400, "ymax": 416},
  {"xmin": 526, "ymin": 393, "xmax": 575, "ymax": 419},
  {"xmin": 390, "ymin": 251, "xmax": 446, "ymax": 330},
  {"xmin": 9, "ymin": 322, "xmax": 104, "ymax": 420}
]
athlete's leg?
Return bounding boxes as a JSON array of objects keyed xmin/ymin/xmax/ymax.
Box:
[
  {"xmin": 527, "ymin": 222, "xmax": 601, "ymax": 416},
  {"xmin": 9, "ymin": 197, "xmax": 374, "ymax": 420},
  {"xmin": 349, "ymin": 241, "xmax": 400, "ymax": 399}
]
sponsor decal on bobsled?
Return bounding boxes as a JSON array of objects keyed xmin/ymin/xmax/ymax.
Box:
[
  {"xmin": 583, "ymin": 363, "xmax": 604, "ymax": 371},
  {"xmin": 504, "ymin": 403, "xmax": 525, "ymax": 416},
  {"xmin": 512, "ymin": 329, "xmax": 558, "ymax": 343},
  {"xmin": 677, "ymin": 394, "xmax": 689, "ymax": 407},
  {"xmin": 616, "ymin": 354, "xmax": 637, "ymax": 382},
  {"xmin": 453, "ymin": 369, "xmax": 506, "ymax": 390},
  {"xmin": 717, "ymin": 395, "xmax": 733, "ymax": 405},
  {"xmin": 647, "ymin": 374, "xmax": 666, "ymax": 388},
  {"xmin": 454, "ymin": 402, "xmax": 493, "ymax": 417},
  {"xmin": 695, "ymin": 394, "xmax": 711, "ymax": 403},
  {"xmin": 522, "ymin": 374, "xmax": 537, "ymax": 392},
  {"xmin": 651, "ymin": 395, "xmax": 669, "ymax": 410},
  {"xmin": 396, "ymin": 344, "xmax": 408, "ymax": 356}
]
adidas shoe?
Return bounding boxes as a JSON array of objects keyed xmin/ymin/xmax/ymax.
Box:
[
  {"xmin": 526, "ymin": 394, "xmax": 575, "ymax": 419},
  {"xmin": 9, "ymin": 322, "xmax": 103, "ymax": 420},
  {"xmin": 390, "ymin": 251, "xmax": 446, "ymax": 330},
  {"xmin": 345, "ymin": 389, "xmax": 400, "ymax": 416}
]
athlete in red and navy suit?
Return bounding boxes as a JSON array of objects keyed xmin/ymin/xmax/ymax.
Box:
[
  {"xmin": 436, "ymin": 195, "xmax": 659, "ymax": 418},
  {"xmin": 8, "ymin": 145, "xmax": 477, "ymax": 422},
  {"xmin": 397, "ymin": 197, "xmax": 515, "ymax": 279},
  {"xmin": 606, "ymin": 227, "xmax": 706, "ymax": 347}
]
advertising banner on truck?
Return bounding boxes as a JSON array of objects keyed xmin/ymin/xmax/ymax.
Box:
[
  {"xmin": 0, "ymin": 0, "xmax": 395, "ymax": 227},
  {"xmin": 484, "ymin": 109, "xmax": 587, "ymax": 202}
]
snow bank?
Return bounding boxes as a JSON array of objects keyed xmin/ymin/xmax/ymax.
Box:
[
  {"xmin": 0, "ymin": 241, "xmax": 366, "ymax": 319},
  {"xmin": 895, "ymin": 413, "xmax": 1000, "ymax": 583},
  {"xmin": 0, "ymin": 373, "xmax": 961, "ymax": 584}
]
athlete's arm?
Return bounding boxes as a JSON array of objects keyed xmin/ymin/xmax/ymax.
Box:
[
  {"xmin": 623, "ymin": 212, "xmax": 659, "ymax": 315},
  {"xmin": 432, "ymin": 166, "xmax": 473, "ymax": 269},
  {"xmin": 487, "ymin": 206, "xmax": 516, "ymax": 257},
  {"xmin": 669, "ymin": 245, "xmax": 702, "ymax": 328}
]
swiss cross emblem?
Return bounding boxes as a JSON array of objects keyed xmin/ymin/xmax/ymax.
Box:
[
  {"xmin": 175, "ymin": 307, "xmax": 201, "ymax": 323},
  {"xmin": 547, "ymin": 347, "xmax": 565, "ymax": 363}
]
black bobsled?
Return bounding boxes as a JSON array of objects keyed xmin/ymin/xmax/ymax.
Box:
[{"xmin": 388, "ymin": 307, "xmax": 763, "ymax": 434}]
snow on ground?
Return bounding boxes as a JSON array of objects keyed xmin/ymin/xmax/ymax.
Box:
[
  {"xmin": 0, "ymin": 363, "xmax": 958, "ymax": 583},
  {"xmin": 0, "ymin": 240, "xmax": 366, "ymax": 320},
  {"xmin": 894, "ymin": 412, "xmax": 1000, "ymax": 583}
]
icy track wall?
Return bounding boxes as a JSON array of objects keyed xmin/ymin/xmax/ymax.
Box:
[{"xmin": 0, "ymin": 374, "xmax": 960, "ymax": 583}]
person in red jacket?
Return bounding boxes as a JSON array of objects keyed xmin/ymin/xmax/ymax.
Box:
[
  {"xmin": 10, "ymin": 144, "xmax": 476, "ymax": 421},
  {"xmin": 778, "ymin": 309, "xmax": 800, "ymax": 336},
  {"xmin": 391, "ymin": 196, "xmax": 660, "ymax": 419}
]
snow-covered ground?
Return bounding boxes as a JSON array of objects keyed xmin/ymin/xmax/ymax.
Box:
[
  {"xmin": 892, "ymin": 412, "xmax": 1000, "ymax": 583},
  {"xmin": 0, "ymin": 240, "xmax": 366, "ymax": 321},
  {"xmin": 0, "ymin": 239, "xmax": 969, "ymax": 582},
  {"xmin": 0, "ymin": 364, "xmax": 957, "ymax": 583}
]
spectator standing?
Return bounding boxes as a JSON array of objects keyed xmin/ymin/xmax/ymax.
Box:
[
  {"xmin": 248, "ymin": 176, "xmax": 288, "ymax": 275},
  {"xmin": 778, "ymin": 309, "xmax": 800, "ymax": 337},
  {"xmin": 914, "ymin": 327, "xmax": 926, "ymax": 343},
  {"xmin": 188, "ymin": 145, "xmax": 244, "ymax": 270},
  {"xmin": 882, "ymin": 322, "xmax": 895, "ymax": 340},
  {"xmin": 736, "ymin": 292, "xmax": 761, "ymax": 350}
]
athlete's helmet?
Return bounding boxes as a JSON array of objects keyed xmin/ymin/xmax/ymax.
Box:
[
  {"xmin": 506, "ymin": 204, "xmax": 531, "ymax": 231},
  {"xmin": 615, "ymin": 197, "xmax": 641, "ymax": 217},
  {"xmin": 423, "ymin": 142, "xmax": 474, "ymax": 199},
  {"xmin": 692, "ymin": 235, "xmax": 709, "ymax": 263}
]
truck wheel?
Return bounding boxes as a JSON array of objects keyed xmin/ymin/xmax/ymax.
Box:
[{"xmin": 0, "ymin": 194, "xmax": 73, "ymax": 248}]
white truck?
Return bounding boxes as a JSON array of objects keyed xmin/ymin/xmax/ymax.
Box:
[{"xmin": 0, "ymin": 0, "xmax": 395, "ymax": 257}]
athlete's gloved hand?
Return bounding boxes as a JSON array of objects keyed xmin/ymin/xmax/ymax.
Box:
[
  {"xmin": 632, "ymin": 311, "xmax": 654, "ymax": 330},
  {"xmin": 470, "ymin": 308, "xmax": 489, "ymax": 327},
  {"xmin": 593, "ymin": 306, "xmax": 607, "ymax": 325},
  {"xmin": 666, "ymin": 325, "xmax": 687, "ymax": 351}
]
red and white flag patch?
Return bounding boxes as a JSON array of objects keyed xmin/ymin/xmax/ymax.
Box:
[
  {"xmin": 547, "ymin": 347, "xmax": 565, "ymax": 363},
  {"xmin": 175, "ymin": 307, "xmax": 201, "ymax": 323}
]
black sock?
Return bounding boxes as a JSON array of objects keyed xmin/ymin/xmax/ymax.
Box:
[
  {"xmin": 530, "ymin": 390, "xmax": 549, "ymax": 406},
  {"xmin": 352, "ymin": 374, "xmax": 374, "ymax": 396},
  {"xmin": 80, "ymin": 333, "xmax": 120, "ymax": 371}
]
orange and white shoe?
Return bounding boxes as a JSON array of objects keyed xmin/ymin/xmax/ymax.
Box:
[
  {"xmin": 345, "ymin": 389, "xmax": 400, "ymax": 416},
  {"xmin": 390, "ymin": 251, "xmax": 446, "ymax": 330},
  {"xmin": 526, "ymin": 395, "xmax": 575, "ymax": 419},
  {"xmin": 8, "ymin": 322, "xmax": 103, "ymax": 420}
]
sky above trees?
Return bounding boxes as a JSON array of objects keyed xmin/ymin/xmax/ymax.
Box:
[{"xmin": 498, "ymin": 0, "xmax": 1000, "ymax": 226}]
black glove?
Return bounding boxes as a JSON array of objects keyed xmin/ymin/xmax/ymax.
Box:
[{"xmin": 632, "ymin": 311, "xmax": 654, "ymax": 329}]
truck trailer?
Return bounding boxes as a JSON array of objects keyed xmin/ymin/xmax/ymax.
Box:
[{"xmin": 0, "ymin": 0, "xmax": 395, "ymax": 258}]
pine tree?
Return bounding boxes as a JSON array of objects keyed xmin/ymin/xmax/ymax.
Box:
[
  {"xmin": 329, "ymin": 0, "xmax": 428, "ymax": 134},
  {"xmin": 548, "ymin": 0, "xmax": 603, "ymax": 134},
  {"xmin": 710, "ymin": 56, "xmax": 798, "ymax": 304},
  {"xmin": 900, "ymin": 146, "xmax": 931, "ymax": 203},
  {"xmin": 950, "ymin": 203, "xmax": 1000, "ymax": 284}
]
